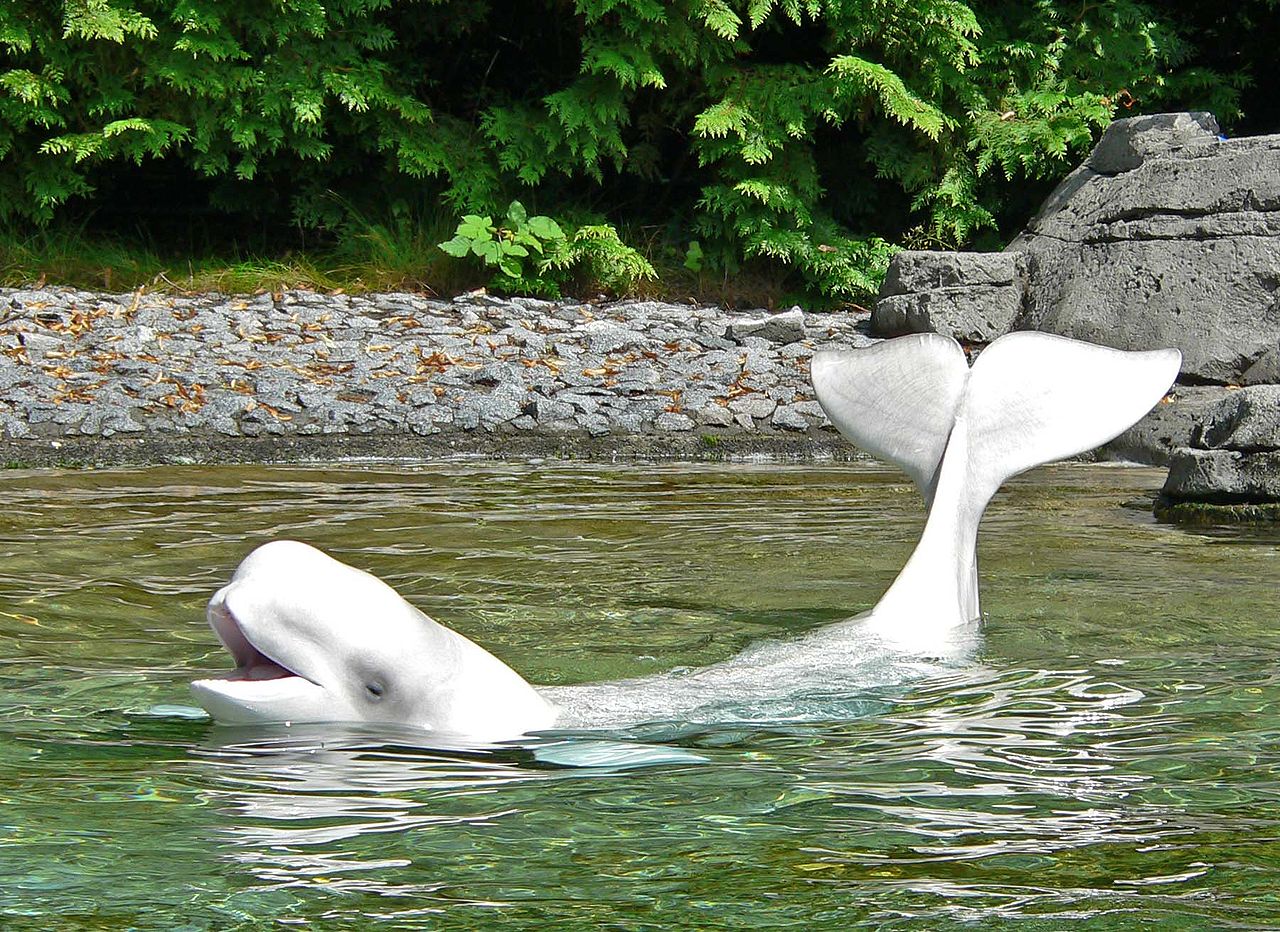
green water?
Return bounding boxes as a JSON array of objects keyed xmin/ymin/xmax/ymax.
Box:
[{"xmin": 1, "ymin": 461, "xmax": 1277, "ymax": 929}]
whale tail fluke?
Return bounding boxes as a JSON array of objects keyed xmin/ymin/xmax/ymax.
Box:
[
  {"xmin": 811, "ymin": 333, "xmax": 967, "ymax": 505},
  {"xmin": 955, "ymin": 332, "xmax": 1182, "ymax": 500},
  {"xmin": 813, "ymin": 331, "xmax": 1181, "ymax": 646}
]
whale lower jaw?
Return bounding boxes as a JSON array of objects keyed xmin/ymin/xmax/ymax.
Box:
[{"xmin": 190, "ymin": 675, "xmax": 333, "ymax": 725}]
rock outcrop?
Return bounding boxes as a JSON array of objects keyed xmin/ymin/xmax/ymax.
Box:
[
  {"xmin": 1158, "ymin": 386, "xmax": 1280, "ymax": 521},
  {"xmin": 870, "ymin": 111, "xmax": 1280, "ymax": 518},
  {"xmin": 875, "ymin": 113, "xmax": 1280, "ymax": 385},
  {"xmin": 872, "ymin": 251, "xmax": 1026, "ymax": 344},
  {"xmin": 1015, "ymin": 112, "xmax": 1280, "ymax": 385}
]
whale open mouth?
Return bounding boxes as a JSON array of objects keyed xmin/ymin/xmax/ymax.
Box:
[
  {"xmin": 191, "ymin": 598, "xmax": 330, "ymax": 724},
  {"xmin": 202, "ymin": 600, "xmax": 310, "ymax": 685}
]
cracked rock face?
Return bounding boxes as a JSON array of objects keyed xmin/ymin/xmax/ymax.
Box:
[
  {"xmin": 1194, "ymin": 385, "xmax": 1280, "ymax": 451},
  {"xmin": 871, "ymin": 250, "xmax": 1026, "ymax": 344},
  {"xmin": 1012, "ymin": 111, "xmax": 1280, "ymax": 384},
  {"xmin": 1162, "ymin": 449, "xmax": 1280, "ymax": 503},
  {"xmin": 1161, "ymin": 386, "xmax": 1280, "ymax": 507}
]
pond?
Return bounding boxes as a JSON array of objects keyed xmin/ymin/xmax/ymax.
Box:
[{"xmin": 1, "ymin": 460, "xmax": 1277, "ymax": 928}]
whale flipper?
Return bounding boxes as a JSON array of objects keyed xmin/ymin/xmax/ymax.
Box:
[
  {"xmin": 816, "ymin": 331, "xmax": 1181, "ymax": 648},
  {"xmin": 811, "ymin": 333, "xmax": 968, "ymax": 503}
]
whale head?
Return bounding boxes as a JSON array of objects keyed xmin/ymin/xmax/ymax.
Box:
[{"xmin": 190, "ymin": 541, "xmax": 556, "ymax": 742}]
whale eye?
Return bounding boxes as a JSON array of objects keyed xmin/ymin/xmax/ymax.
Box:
[{"xmin": 365, "ymin": 680, "xmax": 385, "ymax": 700}]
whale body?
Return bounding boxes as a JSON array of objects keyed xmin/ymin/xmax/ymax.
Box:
[{"xmin": 190, "ymin": 331, "xmax": 1181, "ymax": 741}]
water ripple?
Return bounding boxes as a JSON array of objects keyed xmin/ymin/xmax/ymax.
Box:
[{"xmin": 1, "ymin": 461, "xmax": 1277, "ymax": 927}]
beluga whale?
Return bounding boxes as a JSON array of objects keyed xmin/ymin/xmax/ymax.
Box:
[{"xmin": 190, "ymin": 331, "xmax": 1181, "ymax": 743}]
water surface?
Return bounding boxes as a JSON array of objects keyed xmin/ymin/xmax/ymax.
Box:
[{"xmin": 1, "ymin": 461, "xmax": 1277, "ymax": 928}]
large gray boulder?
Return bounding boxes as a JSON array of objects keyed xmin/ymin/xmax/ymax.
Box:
[
  {"xmin": 1195, "ymin": 385, "xmax": 1280, "ymax": 450},
  {"xmin": 873, "ymin": 112, "xmax": 1280, "ymax": 386},
  {"xmin": 1085, "ymin": 111, "xmax": 1224, "ymax": 174},
  {"xmin": 869, "ymin": 111, "xmax": 1280, "ymax": 491},
  {"xmin": 1162, "ymin": 450, "xmax": 1280, "ymax": 502},
  {"xmin": 1012, "ymin": 112, "xmax": 1280, "ymax": 384}
]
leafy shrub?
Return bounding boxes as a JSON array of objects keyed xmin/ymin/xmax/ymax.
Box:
[
  {"xmin": 439, "ymin": 201, "xmax": 565, "ymax": 285},
  {"xmin": 542, "ymin": 225, "xmax": 657, "ymax": 296},
  {"xmin": 439, "ymin": 201, "xmax": 654, "ymax": 297},
  {"xmin": 0, "ymin": 1, "xmax": 1263, "ymax": 301}
]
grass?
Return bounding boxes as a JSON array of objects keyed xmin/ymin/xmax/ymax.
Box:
[
  {"xmin": 0, "ymin": 222, "xmax": 481, "ymax": 296},
  {"xmin": 0, "ymin": 219, "xmax": 820, "ymax": 309}
]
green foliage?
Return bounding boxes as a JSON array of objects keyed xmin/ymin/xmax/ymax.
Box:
[
  {"xmin": 0, "ymin": 0, "xmax": 1264, "ymax": 302},
  {"xmin": 542, "ymin": 224, "xmax": 657, "ymax": 296},
  {"xmin": 439, "ymin": 200, "xmax": 564, "ymax": 281},
  {"xmin": 684, "ymin": 241, "xmax": 704, "ymax": 273},
  {"xmin": 439, "ymin": 201, "xmax": 654, "ymax": 297}
]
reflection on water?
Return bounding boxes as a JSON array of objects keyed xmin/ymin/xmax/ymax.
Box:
[{"xmin": 0, "ymin": 460, "xmax": 1278, "ymax": 927}]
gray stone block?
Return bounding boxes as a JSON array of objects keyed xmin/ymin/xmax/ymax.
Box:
[
  {"xmin": 697, "ymin": 405, "xmax": 733, "ymax": 427},
  {"xmin": 608, "ymin": 401, "xmax": 663, "ymax": 431},
  {"xmin": 872, "ymin": 284, "xmax": 1022, "ymax": 344},
  {"xmin": 655, "ymin": 412, "xmax": 694, "ymax": 432},
  {"xmin": 1162, "ymin": 449, "xmax": 1280, "ymax": 501},
  {"xmin": 1242, "ymin": 343, "xmax": 1280, "ymax": 385},
  {"xmin": 727, "ymin": 308, "xmax": 805, "ymax": 344},
  {"xmin": 881, "ymin": 250, "xmax": 1023, "ymax": 294},
  {"xmin": 771, "ymin": 404, "xmax": 810, "ymax": 431},
  {"xmin": 533, "ymin": 396, "xmax": 577, "ymax": 421},
  {"xmin": 1196, "ymin": 386, "xmax": 1280, "ymax": 451},
  {"xmin": 582, "ymin": 319, "xmax": 644, "ymax": 354},
  {"xmin": 18, "ymin": 331, "xmax": 67, "ymax": 353},
  {"xmin": 579, "ymin": 413, "xmax": 611, "ymax": 437},
  {"xmin": 728, "ymin": 396, "xmax": 776, "ymax": 419}
]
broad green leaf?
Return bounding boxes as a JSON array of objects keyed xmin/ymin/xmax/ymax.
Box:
[
  {"xmin": 525, "ymin": 216, "xmax": 564, "ymax": 241},
  {"xmin": 514, "ymin": 232, "xmax": 544, "ymax": 254},
  {"xmin": 473, "ymin": 240, "xmax": 502, "ymax": 264},
  {"xmin": 457, "ymin": 215, "xmax": 494, "ymax": 239},
  {"xmin": 438, "ymin": 236, "xmax": 471, "ymax": 257}
]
